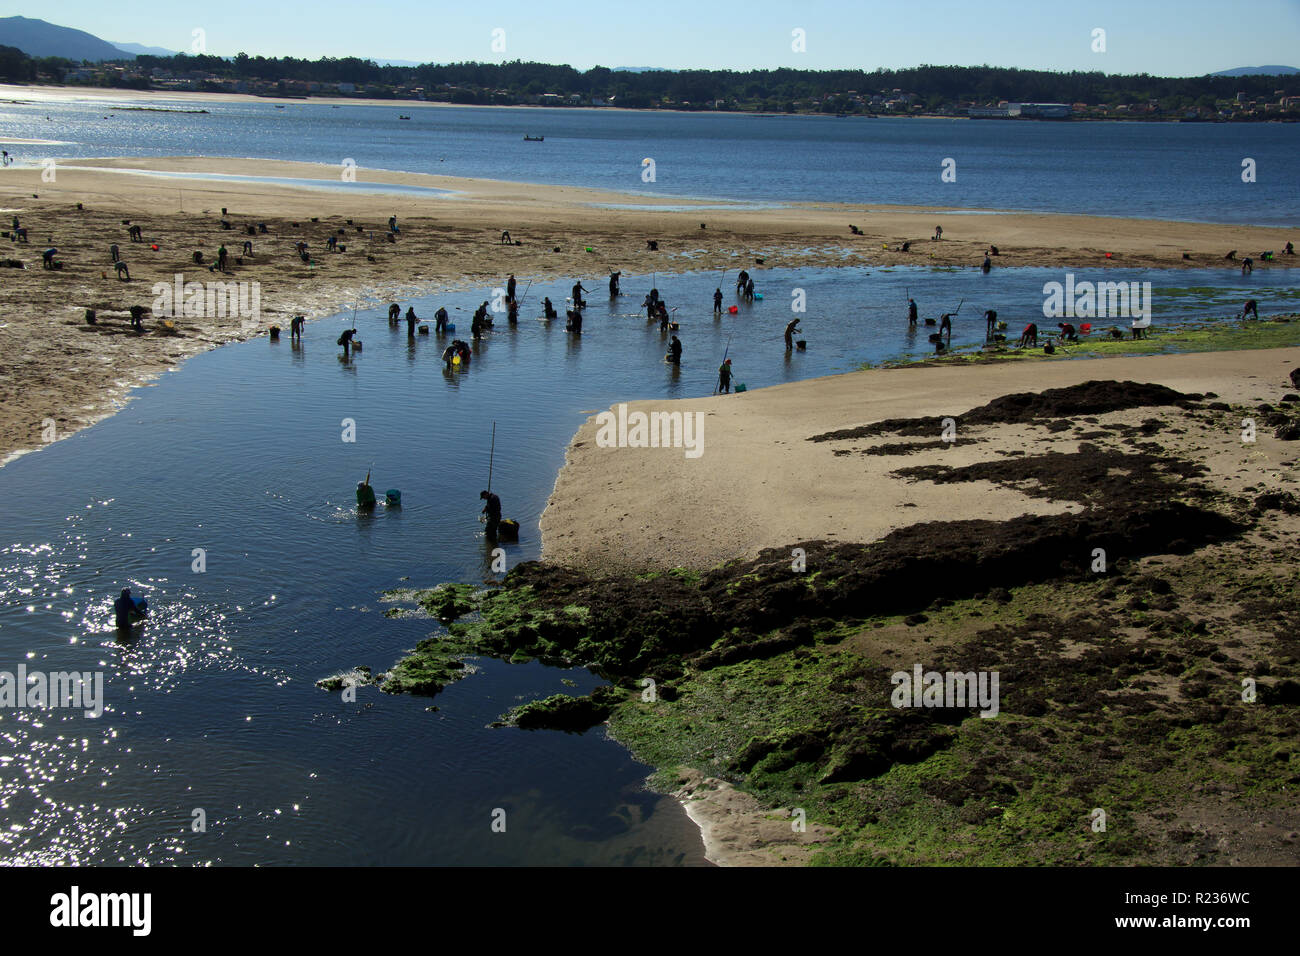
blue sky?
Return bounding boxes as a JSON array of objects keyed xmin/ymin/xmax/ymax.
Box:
[{"xmin": 14, "ymin": 0, "xmax": 1300, "ymax": 74}]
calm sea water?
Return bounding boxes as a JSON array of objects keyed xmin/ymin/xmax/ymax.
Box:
[
  {"xmin": 2, "ymin": 92, "xmax": 1298, "ymax": 224},
  {"xmin": 1, "ymin": 263, "xmax": 1293, "ymax": 865}
]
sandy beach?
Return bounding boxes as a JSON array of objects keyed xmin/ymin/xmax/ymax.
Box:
[
  {"xmin": 1, "ymin": 154, "xmax": 1293, "ymax": 465},
  {"xmin": 542, "ymin": 347, "xmax": 1300, "ymax": 570},
  {"xmin": 536, "ymin": 346, "xmax": 1300, "ymax": 865}
]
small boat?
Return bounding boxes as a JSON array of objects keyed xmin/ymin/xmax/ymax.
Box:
[
  {"xmin": 523, "ymin": 135, "xmax": 544, "ymax": 142},
  {"xmin": 399, "ymin": 115, "xmax": 411, "ymax": 120}
]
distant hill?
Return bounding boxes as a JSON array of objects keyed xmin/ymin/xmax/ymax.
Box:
[
  {"xmin": 0, "ymin": 15, "xmax": 128, "ymax": 61},
  {"xmin": 1212, "ymin": 65, "xmax": 1298, "ymax": 77},
  {"xmin": 612, "ymin": 67, "xmax": 667, "ymax": 73},
  {"xmin": 113, "ymin": 41, "xmax": 177, "ymax": 58}
]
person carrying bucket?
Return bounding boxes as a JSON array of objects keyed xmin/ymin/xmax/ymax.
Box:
[{"xmin": 717, "ymin": 358, "xmax": 733, "ymax": 394}]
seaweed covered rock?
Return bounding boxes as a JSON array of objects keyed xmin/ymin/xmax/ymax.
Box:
[
  {"xmin": 810, "ymin": 380, "xmax": 1200, "ymax": 441},
  {"xmin": 375, "ymin": 492, "xmax": 1242, "ymax": 706},
  {"xmin": 699, "ymin": 501, "xmax": 1241, "ymax": 638},
  {"xmin": 447, "ymin": 563, "xmax": 718, "ymax": 675},
  {"xmin": 507, "ymin": 685, "xmax": 623, "ymax": 732},
  {"xmin": 379, "ymin": 638, "xmax": 470, "ymax": 695},
  {"xmin": 418, "ymin": 583, "xmax": 480, "ymax": 622},
  {"xmin": 316, "ymin": 665, "xmax": 374, "ymax": 691}
]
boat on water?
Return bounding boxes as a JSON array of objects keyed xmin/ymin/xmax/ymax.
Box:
[
  {"xmin": 399, "ymin": 115, "xmax": 411, "ymax": 120},
  {"xmin": 523, "ymin": 135, "xmax": 544, "ymax": 141}
]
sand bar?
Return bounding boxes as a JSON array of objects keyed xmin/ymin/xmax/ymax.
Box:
[{"xmin": 541, "ymin": 347, "xmax": 1300, "ymax": 570}]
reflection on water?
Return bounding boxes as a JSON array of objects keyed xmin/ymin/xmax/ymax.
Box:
[{"xmin": 0, "ymin": 265, "xmax": 1288, "ymax": 864}]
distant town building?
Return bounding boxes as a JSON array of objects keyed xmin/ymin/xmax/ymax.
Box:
[
  {"xmin": 968, "ymin": 102, "xmax": 1071, "ymax": 120},
  {"xmin": 1015, "ymin": 102, "xmax": 1072, "ymax": 119}
]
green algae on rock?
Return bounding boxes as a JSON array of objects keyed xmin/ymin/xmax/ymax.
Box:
[
  {"xmin": 504, "ymin": 686, "xmax": 624, "ymax": 732},
  {"xmin": 316, "ymin": 665, "xmax": 375, "ymax": 692},
  {"xmin": 381, "ymin": 582, "xmax": 482, "ymax": 622},
  {"xmin": 379, "ymin": 635, "xmax": 478, "ymax": 695},
  {"xmin": 361, "ymin": 380, "xmax": 1298, "ymax": 863}
]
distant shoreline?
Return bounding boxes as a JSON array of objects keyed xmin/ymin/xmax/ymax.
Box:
[{"xmin": 2, "ymin": 83, "xmax": 1295, "ymax": 123}]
